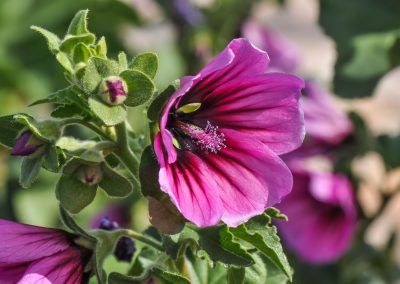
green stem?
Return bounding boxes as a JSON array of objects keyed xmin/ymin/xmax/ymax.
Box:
[
  {"xmin": 61, "ymin": 118, "xmax": 111, "ymax": 140},
  {"xmin": 114, "ymin": 122, "xmax": 141, "ymax": 188},
  {"xmin": 126, "ymin": 229, "xmax": 164, "ymax": 251}
]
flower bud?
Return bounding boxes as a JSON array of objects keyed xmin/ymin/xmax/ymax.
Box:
[
  {"xmin": 99, "ymin": 76, "xmax": 128, "ymax": 105},
  {"xmin": 76, "ymin": 164, "xmax": 103, "ymax": 186},
  {"xmin": 98, "ymin": 217, "xmax": 135, "ymax": 262},
  {"xmin": 11, "ymin": 130, "xmax": 44, "ymax": 157}
]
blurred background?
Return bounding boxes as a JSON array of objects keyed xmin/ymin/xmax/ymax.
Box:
[{"xmin": 1, "ymin": 0, "xmax": 400, "ymax": 283}]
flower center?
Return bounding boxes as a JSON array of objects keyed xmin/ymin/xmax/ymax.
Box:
[{"xmin": 175, "ymin": 120, "xmax": 226, "ymax": 154}]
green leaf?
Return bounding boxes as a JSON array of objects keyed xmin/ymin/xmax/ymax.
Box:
[
  {"xmin": 73, "ymin": 42, "xmax": 91, "ymax": 63},
  {"xmin": 0, "ymin": 115, "xmax": 24, "ymax": 148},
  {"xmin": 99, "ymin": 163, "xmax": 133, "ymax": 197},
  {"xmin": 59, "ymin": 206, "xmax": 96, "ymax": 241},
  {"xmin": 56, "ymin": 175, "xmax": 97, "ymax": 214},
  {"xmin": 30, "ymin": 26, "xmax": 60, "ymax": 54},
  {"xmin": 14, "ymin": 114, "xmax": 61, "ymax": 142},
  {"xmin": 20, "ymin": 156, "xmax": 44, "ymax": 188},
  {"xmin": 67, "ymin": 9, "xmax": 90, "ymax": 35},
  {"xmin": 60, "ymin": 33, "xmax": 96, "ymax": 54},
  {"xmin": 81, "ymin": 57, "xmax": 119, "ymax": 93},
  {"xmin": 118, "ymin": 52, "xmax": 128, "ymax": 72},
  {"xmin": 185, "ymin": 253, "xmax": 227, "ymax": 284},
  {"xmin": 147, "ymin": 84, "xmax": 177, "ymax": 121},
  {"xmin": 56, "ymin": 52, "xmax": 74, "ymax": 73},
  {"xmin": 129, "ymin": 52, "xmax": 159, "ymax": 79},
  {"xmin": 197, "ymin": 226, "xmax": 254, "ymax": 267},
  {"xmin": 230, "ymin": 221, "xmax": 292, "ymax": 281},
  {"xmin": 227, "ymin": 267, "xmax": 245, "ymax": 284},
  {"xmin": 264, "ymin": 257, "xmax": 288, "ymax": 284},
  {"xmin": 42, "ymin": 144, "xmax": 59, "ymax": 172},
  {"xmin": 319, "ymin": 0, "xmax": 400, "ymax": 97},
  {"xmin": 95, "ymin": 36, "xmax": 107, "ymax": 58},
  {"xmin": 244, "ymin": 254, "xmax": 267, "ymax": 284},
  {"xmin": 120, "ymin": 69, "xmax": 155, "ymax": 107},
  {"xmin": 56, "ymin": 137, "xmax": 97, "ymax": 153},
  {"xmin": 265, "ymin": 208, "xmax": 288, "ymax": 222},
  {"xmin": 151, "ymin": 267, "xmax": 191, "ymax": 284},
  {"xmin": 88, "ymin": 97, "xmax": 127, "ymax": 126},
  {"xmin": 139, "ymin": 146, "xmax": 161, "ymax": 198}
]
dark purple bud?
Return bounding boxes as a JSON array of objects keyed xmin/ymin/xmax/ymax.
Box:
[
  {"xmin": 114, "ymin": 236, "xmax": 136, "ymax": 262},
  {"xmin": 99, "ymin": 76, "xmax": 128, "ymax": 105},
  {"xmin": 11, "ymin": 130, "xmax": 44, "ymax": 156},
  {"xmin": 76, "ymin": 165, "xmax": 103, "ymax": 186},
  {"xmin": 98, "ymin": 217, "xmax": 136, "ymax": 262}
]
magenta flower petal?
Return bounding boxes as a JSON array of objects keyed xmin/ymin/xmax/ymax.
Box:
[
  {"xmin": 0, "ymin": 219, "xmax": 71, "ymax": 263},
  {"xmin": 0, "ymin": 219, "xmax": 92, "ymax": 283},
  {"xmin": 202, "ymin": 129, "xmax": 293, "ymax": 227},
  {"xmin": 156, "ymin": 136, "xmax": 224, "ymax": 227},
  {"xmin": 276, "ymin": 170, "xmax": 357, "ymax": 264},
  {"xmin": 154, "ymin": 38, "xmax": 304, "ymax": 227},
  {"xmin": 302, "ymin": 80, "xmax": 353, "ymax": 145},
  {"xmin": 189, "ymin": 73, "xmax": 305, "ymax": 155},
  {"xmin": 18, "ymin": 249, "xmax": 83, "ymax": 284}
]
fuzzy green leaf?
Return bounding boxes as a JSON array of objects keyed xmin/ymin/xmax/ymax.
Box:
[
  {"xmin": 129, "ymin": 52, "xmax": 158, "ymax": 79},
  {"xmin": 0, "ymin": 115, "xmax": 25, "ymax": 148},
  {"xmin": 73, "ymin": 42, "xmax": 92, "ymax": 63},
  {"xmin": 88, "ymin": 97, "xmax": 127, "ymax": 126},
  {"xmin": 120, "ymin": 69, "xmax": 155, "ymax": 107},
  {"xmin": 99, "ymin": 163, "xmax": 133, "ymax": 197},
  {"xmin": 198, "ymin": 226, "xmax": 254, "ymax": 267},
  {"xmin": 56, "ymin": 52, "xmax": 74, "ymax": 73},
  {"xmin": 139, "ymin": 146, "xmax": 161, "ymax": 198},
  {"xmin": 13, "ymin": 114, "xmax": 61, "ymax": 142},
  {"xmin": 118, "ymin": 52, "xmax": 128, "ymax": 72},
  {"xmin": 147, "ymin": 84, "xmax": 177, "ymax": 121},
  {"xmin": 67, "ymin": 9, "xmax": 90, "ymax": 35},
  {"xmin": 56, "ymin": 175, "xmax": 97, "ymax": 214},
  {"xmin": 95, "ymin": 36, "xmax": 107, "ymax": 58},
  {"xmin": 20, "ymin": 156, "xmax": 44, "ymax": 188},
  {"xmin": 230, "ymin": 221, "xmax": 292, "ymax": 281},
  {"xmin": 30, "ymin": 26, "xmax": 60, "ymax": 54},
  {"xmin": 60, "ymin": 33, "xmax": 96, "ymax": 54}
]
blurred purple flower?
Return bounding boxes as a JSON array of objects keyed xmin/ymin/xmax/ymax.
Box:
[
  {"xmin": 173, "ymin": 0, "xmax": 204, "ymax": 26},
  {"xmin": 154, "ymin": 38, "xmax": 305, "ymax": 227},
  {"xmin": 276, "ymin": 167, "xmax": 357, "ymax": 264},
  {"xmin": 0, "ymin": 219, "xmax": 92, "ymax": 284},
  {"xmin": 302, "ymin": 80, "xmax": 353, "ymax": 145},
  {"xmin": 90, "ymin": 204, "xmax": 131, "ymax": 229},
  {"xmin": 11, "ymin": 130, "xmax": 44, "ymax": 156},
  {"xmin": 242, "ymin": 20, "xmax": 300, "ymax": 72}
]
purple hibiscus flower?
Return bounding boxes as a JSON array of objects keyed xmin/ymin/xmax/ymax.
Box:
[
  {"xmin": 153, "ymin": 38, "xmax": 305, "ymax": 227},
  {"xmin": 241, "ymin": 20, "xmax": 300, "ymax": 72},
  {"xmin": 301, "ymin": 80, "xmax": 353, "ymax": 146},
  {"xmin": 276, "ymin": 166, "xmax": 357, "ymax": 264},
  {"xmin": 0, "ymin": 219, "xmax": 92, "ymax": 284}
]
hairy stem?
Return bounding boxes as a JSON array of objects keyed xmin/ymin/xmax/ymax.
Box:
[
  {"xmin": 114, "ymin": 122, "xmax": 141, "ymax": 188},
  {"xmin": 125, "ymin": 229, "xmax": 163, "ymax": 251},
  {"xmin": 61, "ymin": 118, "xmax": 111, "ymax": 141}
]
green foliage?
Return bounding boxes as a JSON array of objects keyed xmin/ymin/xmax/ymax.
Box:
[
  {"xmin": 20, "ymin": 155, "xmax": 44, "ymax": 188},
  {"xmin": 99, "ymin": 163, "xmax": 133, "ymax": 197},
  {"xmin": 120, "ymin": 69, "xmax": 155, "ymax": 107},
  {"xmin": 139, "ymin": 146, "xmax": 161, "ymax": 198},
  {"xmin": 319, "ymin": 0, "xmax": 400, "ymax": 97},
  {"xmin": 88, "ymin": 97, "xmax": 127, "ymax": 126},
  {"xmin": 56, "ymin": 174, "xmax": 98, "ymax": 213},
  {"xmin": 129, "ymin": 52, "xmax": 159, "ymax": 79},
  {"xmin": 147, "ymin": 83, "xmax": 178, "ymax": 122},
  {"xmin": 230, "ymin": 215, "xmax": 293, "ymax": 281},
  {"xmin": 0, "ymin": 115, "xmax": 25, "ymax": 148}
]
